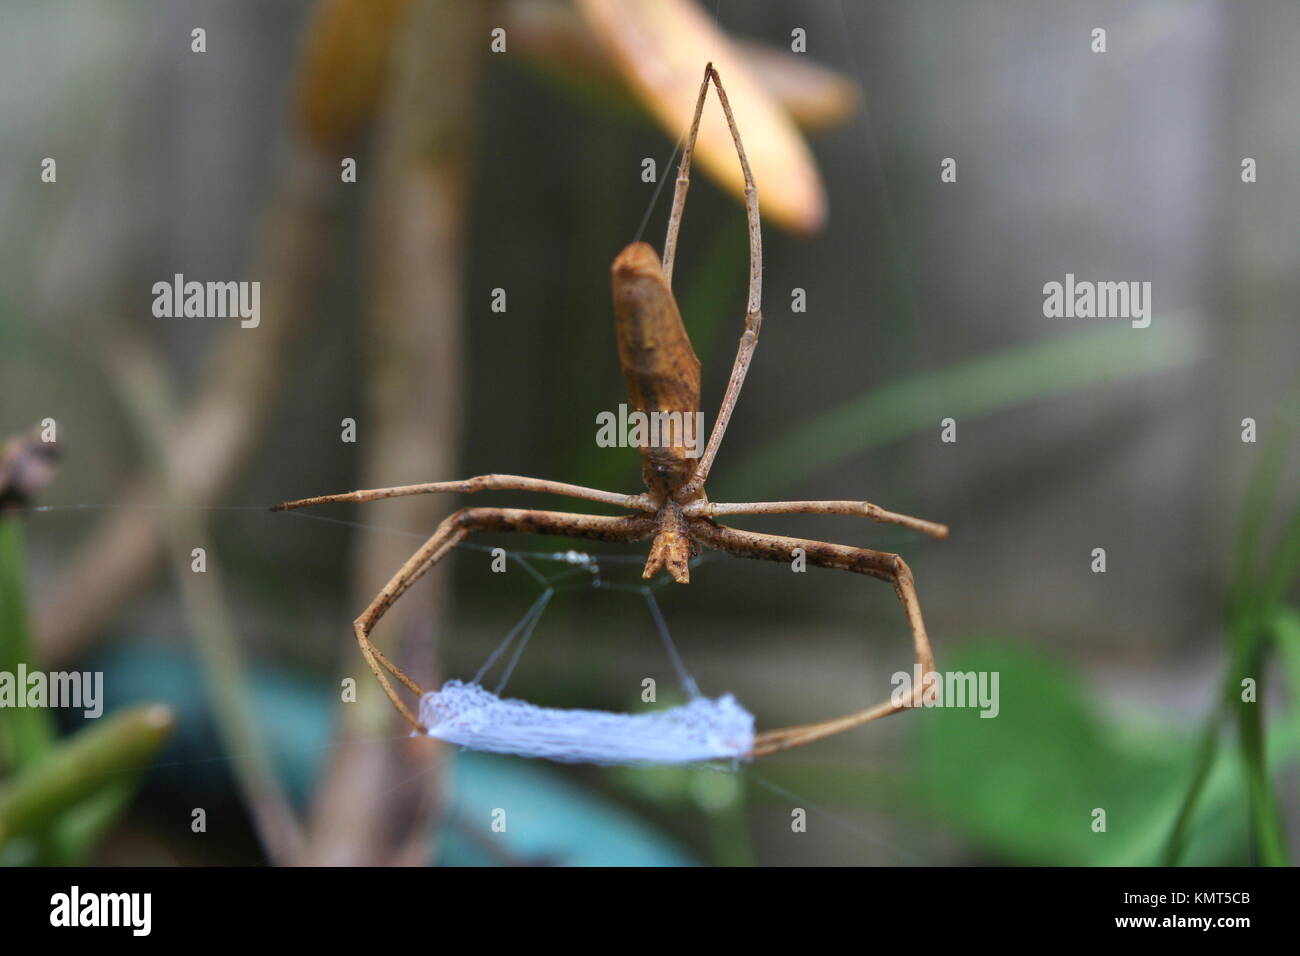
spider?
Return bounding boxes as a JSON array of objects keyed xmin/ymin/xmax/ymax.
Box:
[{"xmin": 274, "ymin": 64, "xmax": 948, "ymax": 758}]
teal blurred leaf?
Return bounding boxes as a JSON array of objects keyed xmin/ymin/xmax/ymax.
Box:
[{"xmin": 93, "ymin": 645, "xmax": 695, "ymax": 865}]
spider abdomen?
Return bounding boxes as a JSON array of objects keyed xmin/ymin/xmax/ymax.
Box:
[{"xmin": 610, "ymin": 241, "xmax": 702, "ymax": 495}]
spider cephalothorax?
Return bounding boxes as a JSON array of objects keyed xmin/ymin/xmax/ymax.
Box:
[{"xmin": 275, "ymin": 65, "xmax": 947, "ymax": 757}]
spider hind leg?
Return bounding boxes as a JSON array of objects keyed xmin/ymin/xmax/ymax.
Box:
[{"xmin": 689, "ymin": 519, "xmax": 936, "ymax": 756}]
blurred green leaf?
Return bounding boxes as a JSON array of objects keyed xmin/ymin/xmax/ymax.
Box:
[
  {"xmin": 1230, "ymin": 392, "xmax": 1297, "ymax": 603},
  {"xmin": 724, "ymin": 320, "xmax": 1203, "ymax": 498},
  {"xmin": 1160, "ymin": 699, "xmax": 1225, "ymax": 867},
  {"xmin": 1163, "ymin": 394, "xmax": 1299, "ymax": 865},
  {"xmin": 1275, "ymin": 606, "xmax": 1300, "ymax": 732},
  {"xmin": 913, "ymin": 643, "xmax": 1299, "ymax": 865},
  {"xmin": 0, "ymin": 704, "xmax": 175, "ymax": 853},
  {"xmin": 0, "ymin": 517, "xmax": 55, "ymax": 772},
  {"xmin": 1227, "ymin": 393, "xmax": 1297, "ymax": 864},
  {"xmin": 46, "ymin": 778, "xmax": 138, "ymax": 866},
  {"xmin": 1261, "ymin": 503, "xmax": 1300, "ymax": 611}
]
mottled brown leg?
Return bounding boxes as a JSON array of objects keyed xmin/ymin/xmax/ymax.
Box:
[
  {"xmin": 351, "ymin": 507, "xmax": 657, "ymax": 731},
  {"xmin": 689, "ymin": 520, "xmax": 935, "ymax": 756},
  {"xmin": 661, "ymin": 63, "xmax": 711, "ymax": 286},
  {"xmin": 273, "ymin": 474, "xmax": 652, "ymax": 514},
  {"xmin": 679, "ymin": 65, "xmax": 763, "ymax": 498},
  {"xmin": 685, "ymin": 499, "xmax": 949, "ymax": 540}
]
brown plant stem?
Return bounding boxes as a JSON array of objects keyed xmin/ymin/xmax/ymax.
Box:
[
  {"xmin": 299, "ymin": 0, "xmax": 484, "ymax": 866},
  {"xmin": 106, "ymin": 340, "xmax": 304, "ymax": 864}
]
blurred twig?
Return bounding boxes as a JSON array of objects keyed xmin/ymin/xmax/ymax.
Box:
[
  {"xmin": 36, "ymin": 152, "xmax": 340, "ymax": 667},
  {"xmin": 106, "ymin": 339, "xmax": 304, "ymax": 864},
  {"xmin": 0, "ymin": 428, "xmax": 61, "ymax": 514},
  {"xmin": 300, "ymin": 0, "xmax": 485, "ymax": 866}
]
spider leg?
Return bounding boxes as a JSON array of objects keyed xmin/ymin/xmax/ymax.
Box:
[
  {"xmin": 661, "ymin": 64, "xmax": 711, "ymax": 286},
  {"xmin": 272, "ymin": 474, "xmax": 653, "ymax": 513},
  {"xmin": 684, "ymin": 499, "xmax": 949, "ymax": 540},
  {"xmin": 689, "ymin": 520, "xmax": 935, "ymax": 757},
  {"xmin": 351, "ymin": 507, "xmax": 657, "ymax": 731},
  {"xmin": 680, "ymin": 66, "xmax": 762, "ymax": 498}
]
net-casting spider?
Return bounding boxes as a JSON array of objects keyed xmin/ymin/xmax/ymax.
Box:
[{"xmin": 275, "ymin": 64, "xmax": 948, "ymax": 758}]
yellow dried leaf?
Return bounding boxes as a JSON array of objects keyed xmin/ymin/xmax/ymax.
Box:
[
  {"xmin": 577, "ymin": 0, "xmax": 827, "ymax": 235},
  {"xmin": 507, "ymin": 1, "xmax": 860, "ymax": 133},
  {"xmin": 734, "ymin": 40, "xmax": 859, "ymax": 132},
  {"xmin": 294, "ymin": 0, "xmax": 412, "ymax": 150}
]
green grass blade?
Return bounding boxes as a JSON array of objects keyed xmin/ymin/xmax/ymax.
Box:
[
  {"xmin": 1230, "ymin": 393, "xmax": 1297, "ymax": 605},
  {"xmin": 0, "ymin": 517, "xmax": 56, "ymax": 771},
  {"xmin": 1160, "ymin": 701, "xmax": 1226, "ymax": 866},
  {"xmin": 1274, "ymin": 606, "xmax": 1300, "ymax": 720},
  {"xmin": 722, "ymin": 319, "xmax": 1202, "ymax": 498}
]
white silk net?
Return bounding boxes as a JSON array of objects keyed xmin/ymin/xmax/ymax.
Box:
[
  {"xmin": 420, "ymin": 680, "xmax": 753, "ymax": 765},
  {"xmin": 417, "ymin": 547, "xmax": 755, "ymax": 765}
]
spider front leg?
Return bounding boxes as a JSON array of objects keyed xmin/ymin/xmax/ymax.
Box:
[
  {"xmin": 684, "ymin": 498, "xmax": 949, "ymax": 540},
  {"xmin": 666, "ymin": 65, "xmax": 764, "ymax": 500},
  {"xmin": 273, "ymin": 474, "xmax": 653, "ymax": 513},
  {"xmin": 349, "ymin": 507, "xmax": 657, "ymax": 732},
  {"xmin": 689, "ymin": 520, "xmax": 936, "ymax": 757}
]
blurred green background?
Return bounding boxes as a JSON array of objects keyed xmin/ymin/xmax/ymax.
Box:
[{"xmin": 0, "ymin": 0, "xmax": 1297, "ymax": 866}]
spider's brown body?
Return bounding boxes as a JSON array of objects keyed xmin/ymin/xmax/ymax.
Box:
[
  {"xmin": 610, "ymin": 239, "xmax": 704, "ymax": 583},
  {"xmin": 275, "ymin": 65, "xmax": 948, "ymax": 757}
]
